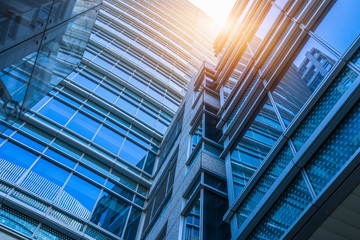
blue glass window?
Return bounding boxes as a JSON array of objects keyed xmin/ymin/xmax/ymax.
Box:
[
  {"xmin": 66, "ymin": 112, "xmax": 101, "ymax": 140},
  {"xmin": 21, "ymin": 159, "xmax": 70, "ymax": 201},
  {"xmin": 91, "ymin": 191, "xmax": 131, "ymax": 237},
  {"xmin": 313, "ymin": 0, "xmax": 360, "ymax": 54},
  {"xmin": 111, "ymin": 65, "xmax": 132, "ymax": 82},
  {"xmin": 72, "ymin": 74, "xmax": 98, "ymax": 91},
  {"xmin": 93, "ymin": 125, "xmax": 124, "ymax": 155},
  {"xmin": 0, "ymin": 141, "xmax": 38, "ymax": 169},
  {"xmin": 136, "ymin": 109, "xmax": 157, "ymax": 127},
  {"xmin": 305, "ymin": 99, "xmax": 360, "ymax": 195},
  {"xmin": 12, "ymin": 133, "xmax": 45, "ymax": 152},
  {"xmin": 250, "ymin": 175, "xmax": 312, "ymax": 239},
  {"xmin": 44, "ymin": 148, "xmax": 76, "ymax": 168},
  {"xmin": 106, "ymin": 181, "xmax": 134, "ymax": 200},
  {"xmin": 31, "ymin": 95, "xmax": 50, "ymax": 112},
  {"xmin": 116, "ymin": 97, "xmax": 138, "ymax": 115},
  {"xmin": 143, "ymin": 152, "xmax": 156, "ymax": 174},
  {"xmin": 39, "ymin": 98, "xmax": 76, "ymax": 125},
  {"xmin": 60, "ymin": 175, "xmax": 101, "ymax": 213},
  {"xmin": 94, "ymin": 85, "xmax": 118, "ymax": 103},
  {"xmin": 184, "ymin": 195, "xmax": 200, "ymax": 240},
  {"xmin": 118, "ymin": 139, "xmax": 147, "ymax": 168},
  {"xmin": 31, "ymin": 159, "xmax": 70, "ymax": 187},
  {"xmin": 76, "ymin": 164, "xmax": 105, "ymax": 185},
  {"xmin": 123, "ymin": 208, "xmax": 141, "ymax": 240}
]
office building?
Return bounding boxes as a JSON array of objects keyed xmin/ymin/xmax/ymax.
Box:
[
  {"xmin": 212, "ymin": 0, "xmax": 360, "ymax": 239},
  {"xmin": 2, "ymin": 0, "xmax": 360, "ymax": 240},
  {"xmin": 0, "ymin": 0, "xmax": 216, "ymax": 239},
  {"xmin": 144, "ymin": 0, "xmax": 360, "ymax": 239}
]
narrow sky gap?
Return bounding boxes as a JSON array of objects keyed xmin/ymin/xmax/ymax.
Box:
[{"xmin": 189, "ymin": 0, "xmax": 237, "ymax": 28}]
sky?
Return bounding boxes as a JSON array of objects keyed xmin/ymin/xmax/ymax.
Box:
[{"xmin": 189, "ymin": 0, "xmax": 237, "ymax": 28}]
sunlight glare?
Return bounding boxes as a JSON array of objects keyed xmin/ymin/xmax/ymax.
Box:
[{"xmin": 189, "ymin": 0, "xmax": 237, "ymax": 29}]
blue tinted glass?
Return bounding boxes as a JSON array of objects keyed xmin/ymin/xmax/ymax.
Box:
[
  {"xmin": 118, "ymin": 139, "xmax": 147, "ymax": 167},
  {"xmin": 61, "ymin": 175, "xmax": 101, "ymax": 212},
  {"xmin": 111, "ymin": 65, "xmax": 132, "ymax": 81},
  {"xmin": 93, "ymin": 125, "xmax": 124, "ymax": 154},
  {"xmin": 94, "ymin": 85, "xmax": 118, "ymax": 103},
  {"xmin": 236, "ymin": 144, "xmax": 293, "ymax": 227},
  {"xmin": 105, "ymin": 119, "xmax": 128, "ymax": 135},
  {"xmin": 143, "ymin": 152, "xmax": 156, "ymax": 174},
  {"xmin": 72, "ymin": 74, "xmax": 98, "ymax": 91},
  {"xmin": 31, "ymin": 95, "xmax": 50, "ymax": 112},
  {"xmin": 106, "ymin": 181, "xmax": 134, "ymax": 200},
  {"xmin": 91, "ymin": 191, "xmax": 130, "ymax": 236},
  {"xmin": 81, "ymin": 106, "xmax": 105, "ymax": 121},
  {"xmin": 291, "ymin": 67, "xmax": 358, "ymax": 150},
  {"xmin": 123, "ymin": 208, "xmax": 141, "ymax": 240},
  {"xmin": 93, "ymin": 56, "xmax": 113, "ymax": 70},
  {"xmin": 31, "ymin": 158, "xmax": 70, "ymax": 187},
  {"xmin": 116, "ymin": 97, "xmax": 138, "ymax": 115},
  {"xmin": 313, "ymin": 0, "xmax": 360, "ymax": 53},
  {"xmin": 66, "ymin": 112, "xmax": 101, "ymax": 140},
  {"xmin": 44, "ymin": 148, "xmax": 76, "ymax": 168},
  {"xmin": 57, "ymin": 93, "xmax": 81, "ymax": 108},
  {"xmin": 81, "ymin": 155, "xmax": 110, "ymax": 175},
  {"xmin": 305, "ymin": 99, "xmax": 360, "ymax": 195},
  {"xmin": 39, "ymin": 99, "xmax": 76, "ymax": 125},
  {"xmin": 12, "ymin": 133, "xmax": 45, "ymax": 152},
  {"xmin": 76, "ymin": 165, "xmax": 105, "ymax": 185},
  {"xmin": 136, "ymin": 109, "xmax": 157, "ymax": 127},
  {"xmin": 156, "ymin": 121, "xmax": 167, "ymax": 134},
  {"xmin": 0, "ymin": 141, "xmax": 38, "ymax": 169}
]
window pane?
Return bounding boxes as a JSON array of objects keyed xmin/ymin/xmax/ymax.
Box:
[
  {"xmin": 313, "ymin": 0, "xmax": 360, "ymax": 53},
  {"xmin": 93, "ymin": 125, "xmax": 124, "ymax": 155},
  {"xmin": 12, "ymin": 133, "xmax": 45, "ymax": 152},
  {"xmin": 59, "ymin": 175, "xmax": 101, "ymax": 216},
  {"xmin": 91, "ymin": 191, "xmax": 131, "ymax": 236},
  {"xmin": 44, "ymin": 148, "xmax": 76, "ymax": 168},
  {"xmin": 0, "ymin": 141, "xmax": 38, "ymax": 169},
  {"xmin": 118, "ymin": 139, "xmax": 147, "ymax": 168},
  {"xmin": 67, "ymin": 112, "xmax": 101, "ymax": 140},
  {"xmin": 39, "ymin": 98, "xmax": 76, "ymax": 125}
]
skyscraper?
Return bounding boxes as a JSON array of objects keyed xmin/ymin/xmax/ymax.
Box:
[
  {"xmin": 212, "ymin": 0, "xmax": 360, "ymax": 239},
  {"xmin": 143, "ymin": 0, "xmax": 360, "ymax": 239},
  {"xmin": 2, "ymin": 0, "xmax": 360, "ymax": 240},
  {"xmin": 0, "ymin": 0, "xmax": 216, "ymax": 239}
]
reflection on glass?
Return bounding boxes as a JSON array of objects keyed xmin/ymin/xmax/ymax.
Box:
[
  {"xmin": 272, "ymin": 36, "xmax": 337, "ymax": 126},
  {"xmin": 93, "ymin": 125, "xmax": 124, "ymax": 155},
  {"xmin": 231, "ymin": 98, "xmax": 282, "ymax": 197},
  {"xmin": 91, "ymin": 191, "xmax": 131, "ymax": 237},
  {"xmin": 118, "ymin": 138, "xmax": 147, "ymax": 168},
  {"xmin": 313, "ymin": 0, "xmax": 360, "ymax": 54},
  {"xmin": 39, "ymin": 98, "xmax": 76, "ymax": 125},
  {"xmin": 123, "ymin": 208, "xmax": 142, "ymax": 240},
  {"xmin": 58, "ymin": 175, "xmax": 101, "ymax": 219},
  {"xmin": 66, "ymin": 112, "xmax": 101, "ymax": 140},
  {"xmin": 21, "ymin": 158, "xmax": 70, "ymax": 201}
]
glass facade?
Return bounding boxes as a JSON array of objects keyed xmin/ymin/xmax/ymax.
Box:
[
  {"xmin": 0, "ymin": 0, "xmax": 101, "ymax": 133},
  {"xmin": 215, "ymin": 0, "xmax": 360, "ymax": 239},
  {"xmin": 0, "ymin": 0, "xmax": 216, "ymax": 239},
  {"xmin": 2, "ymin": 0, "xmax": 360, "ymax": 239}
]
